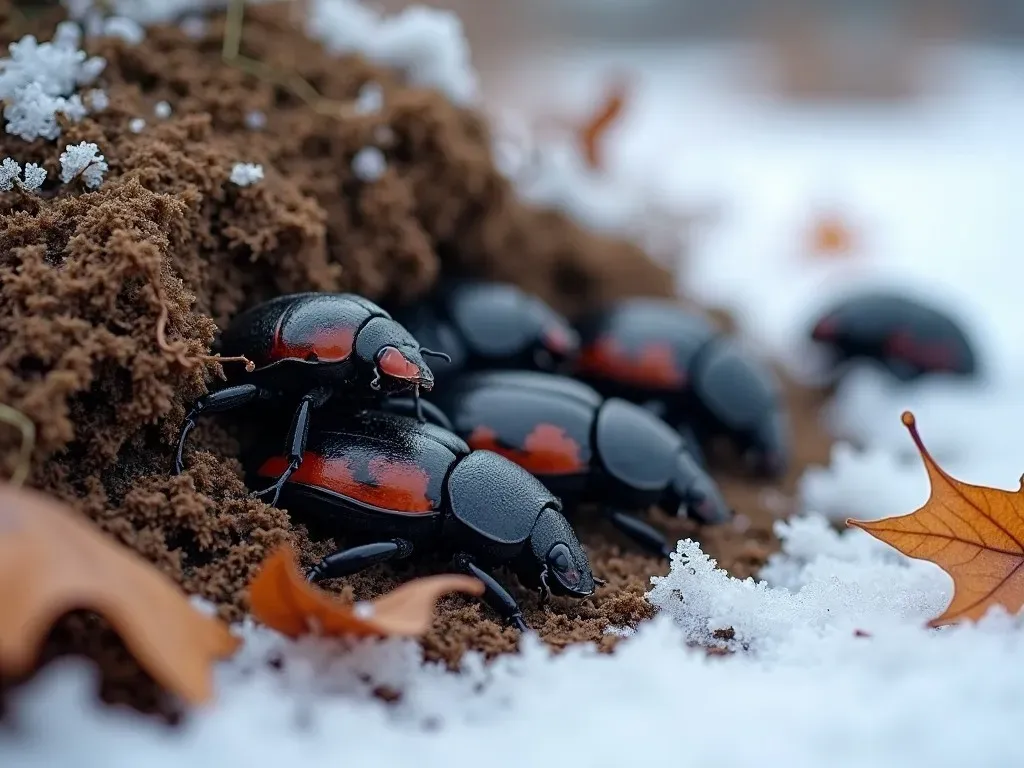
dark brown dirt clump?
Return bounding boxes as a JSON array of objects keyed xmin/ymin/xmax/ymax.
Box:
[{"xmin": 0, "ymin": 3, "xmax": 832, "ymax": 713}]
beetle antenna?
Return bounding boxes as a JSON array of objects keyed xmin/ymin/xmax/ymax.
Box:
[
  {"xmin": 0, "ymin": 403, "xmax": 35, "ymax": 488},
  {"xmin": 413, "ymin": 385, "xmax": 425, "ymax": 423},
  {"xmin": 420, "ymin": 348, "xmax": 452, "ymax": 363}
]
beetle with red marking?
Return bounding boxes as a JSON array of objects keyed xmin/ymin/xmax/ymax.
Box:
[
  {"xmin": 809, "ymin": 291, "xmax": 978, "ymax": 383},
  {"xmin": 572, "ymin": 298, "xmax": 790, "ymax": 478},
  {"xmin": 249, "ymin": 409, "xmax": 595, "ymax": 631},
  {"xmin": 425, "ymin": 370, "xmax": 732, "ymax": 560},
  {"xmin": 172, "ymin": 292, "xmax": 450, "ymax": 502},
  {"xmin": 390, "ymin": 280, "xmax": 580, "ymax": 383}
]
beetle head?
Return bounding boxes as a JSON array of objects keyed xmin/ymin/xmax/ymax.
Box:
[
  {"xmin": 374, "ymin": 345, "xmax": 435, "ymax": 393},
  {"xmin": 519, "ymin": 506, "xmax": 595, "ymax": 599},
  {"xmin": 666, "ymin": 450, "xmax": 732, "ymax": 525},
  {"xmin": 531, "ymin": 316, "xmax": 580, "ymax": 373}
]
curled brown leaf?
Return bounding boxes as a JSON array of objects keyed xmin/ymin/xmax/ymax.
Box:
[
  {"xmin": 248, "ymin": 544, "xmax": 484, "ymax": 639},
  {"xmin": 0, "ymin": 484, "xmax": 240, "ymax": 705}
]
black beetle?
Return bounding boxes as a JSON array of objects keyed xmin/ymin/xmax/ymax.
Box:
[
  {"xmin": 249, "ymin": 410, "xmax": 595, "ymax": 630},
  {"xmin": 425, "ymin": 370, "xmax": 732, "ymax": 560},
  {"xmin": 571, "ymin": 298, "xmax": 790, "ymax": 478},
  {"xmin": 390, "ymin": 280, "xmax": 580, "ymax": 382},
  {"xmin": 173, "ymin": 292, "xmax": 449, "ymax": 501},
  {"xmin": 808, "ymin": 291, "xmax": 978, "ymax": 382}
]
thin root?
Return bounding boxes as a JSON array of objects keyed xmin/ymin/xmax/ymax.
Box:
[
  {"xmin": 223, "ymin": 0, "xmax": 358, "ymax": 120},
  {"xmin": 156, "ymin": 296, "xmax": 254, "ymax": 375},
  {"xmin": 0, "ymin": 403, "xmax": 36, "ymax": 488}
]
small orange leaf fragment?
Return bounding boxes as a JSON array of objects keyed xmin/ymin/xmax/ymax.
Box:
[
  {"xmin": 0, "ymin": 485, "xmax": 240, "ymax": 705},
  {"xmin": 248, "ymin": 544, "xmax": 484, "ymax": 639},
  {"xmin": 848, "ymin": 411, "xmax": 1024, "ymax": 627},
  {"xmin": 809, "ymin": 212, "xmax": 854, "ymax": 256},
  {"xmin": 579, "ymin": 76, "xmax": 631, "ymax": 171}
]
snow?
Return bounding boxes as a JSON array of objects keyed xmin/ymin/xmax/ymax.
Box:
[
  {"xmin": 128, "ymin": 117, "xmax": 146, "ymax": 133},
  {"xmin": 244, "ymin": 109, "xmax": 267, "ymax": 130},
  {"xmin": 154, "ymin": 100, "xmax": 172, "ymax": 119},
  {"xmin": 352, "ymin": 146, "xmax": 386, "ymax": 181},
  {"xmin": 0, "ymin": 22, "xmax": 105, "ymax": 141},
  {"xmin": 59, "ymin": 141, "xmax": 108, "ymax": 188},
  {"xmin": 229, "ymin": 162, "xmax": 264, "ymax": 186},
  {"xmin": 305, "ymin": 0, "xmax": 478, "ymax": 105},
  {"xmin": 0, "ymin": 157, "xmax": 47, "ymax": 192},
  {"xmin": 6, "ymin": 21, "xmax": 1024, "ymax": 768}
]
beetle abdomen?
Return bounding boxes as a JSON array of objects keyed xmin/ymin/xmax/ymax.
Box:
[
  {"xmin": 575, "ymin": 299, "xmax": 714, "ymax": 393},
  {"xmin": 258, "ymin": 452, "xmax": 441, "ymax": 514}
]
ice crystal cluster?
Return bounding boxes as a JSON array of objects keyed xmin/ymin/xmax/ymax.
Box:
[{"xmin": 0, "ymin": 22, "xmax": 106, "ymax": 141}]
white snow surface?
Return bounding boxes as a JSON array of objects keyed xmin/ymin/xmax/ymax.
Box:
[{"xmin": 5, "ymin": 39, "xmax": 1024, "ymax": 766}]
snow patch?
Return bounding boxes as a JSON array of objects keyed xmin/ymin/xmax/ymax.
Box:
[
  {"xmin": 352, "ymin": 147, "xmax": 386, "ymax": 181},
  {"xmin": 230, "ymin": 162, "xmax": 264, "ymax": 186}
]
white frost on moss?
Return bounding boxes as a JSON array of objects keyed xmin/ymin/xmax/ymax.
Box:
[
  {"xmin": 0, "ymin": 22, "xmax": 106, "ymax": 141},
  {"xmin": 230, "ymin": 162, "xmax": 264, "ymax": 186},
  {"xmin": 86, "ymin": 88, "xmax": 109, "ymax": 111},
  {"xmin": 244, "ymin": 109, "xmax": 267, "ymax": 130},
  {"xmin": 128, "ymin": 117, "xmax": 146, "ymax": 133},
  {"xmin": 0, "ymin": 158, "xmax": 48, "ymax": 192},
  {"xmin": 306, "ymin": 0, "xmax": 477, "ymax": 106},
  {"xmin": 59, "ymin": 141, "xmax": 108, "ymax": 188},
  {"xmin": 154, "ymin": 100, "xmax": 172, "ymax": 119},
  {"xmin": 355, "ymin": 82, "xmax": 384, "ymax": 115},
  {"xmin": 352, "ymin": 147, "xmax": 386, "ymax": 182},
  {"xmin": 97, "ymin": 16, "xmax": 146, "ymax": 45}
]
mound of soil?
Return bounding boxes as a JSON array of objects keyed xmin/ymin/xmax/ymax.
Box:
[{"xmin": 0, "ymin": 3, "xmax": 833, "ymax": 715}]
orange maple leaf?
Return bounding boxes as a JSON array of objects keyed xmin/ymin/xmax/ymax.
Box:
[
  {"xmin": 248, "ymin": 544, "xmax": 484, "ymax": 639},
  {"xmin": 848, "ymin": 411, "xmax": 1024, "ymax": 627},
  {"xmin": 0, "ymin": 484, "xmax": 240, "ymax": 705}
]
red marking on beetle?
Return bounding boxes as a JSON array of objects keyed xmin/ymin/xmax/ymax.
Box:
[
  {"xmin": 811, "ymin": 316, "xmax": 838, "ymax": 342},
  {"xmin": 467, "ymin": 424, "xmax": 586, "ymax": 475},
  {"xmin": 258, "ymin": 452, "xmax": 435, "ymax": 513},
  {"xmin": 543, "ymin": 324, "xmax": 578, "ymax": 357},
  {"xmin": 575, "ymin": 336, "xmax": 686, "ymax": 390},
  {"xmin": 883, "ymin": 330, "xmax": 959, "ymax": 371},
  {"xmin": 271, "ymin": 323, "xmax": 355, "ymax": 363},
  {"xmin": 377, "ymin": 347, "xmax": 423, "ymax": 380}
]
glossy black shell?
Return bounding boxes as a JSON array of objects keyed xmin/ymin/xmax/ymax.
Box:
[
  {"xmin": 393, "ymin": 280, "xmax": 577, "ymax": 380},
  {"xmin": 429, "ymin": 370, "xmax": 693, "ymax": 509},
  {"xmin": 810, "ymin": 292, "xmax": 978, "ymax": 381}
]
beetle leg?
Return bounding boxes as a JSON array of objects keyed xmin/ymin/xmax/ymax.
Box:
[
  {"xmin": 174, "ymin": 384, "xmax": 273, "ymax": 474},
  {"xmin": 251, "ymin": 387, "xmax": 332, "ymax": 506},
  {"xmin": 453, "ymin": 553, "xmax": 529, "ymax": 632},
  {"xmin": 379, "ymin": 397, "xmax": 454, "ymax": 431},
  {"xmin": 306, "ymin": 538, "xmax": 414, "ymax": 582},
  {"xmin": 605, "ymin": 509, "xmax": 673, "ymax": 560}
]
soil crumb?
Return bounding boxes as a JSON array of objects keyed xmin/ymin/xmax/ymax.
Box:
[{"xmin": 0, "ymin": 3, "xmax": 831, "ymax": 713}]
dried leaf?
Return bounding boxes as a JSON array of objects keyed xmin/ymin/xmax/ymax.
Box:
[
  {"xmin": 809, "ymin": 212, "xmax": 854, "ymax": 256},
  {"xmin": 0, "ymin": 484, "xmax": 240, "ymax": 705},
  {"xmin": 575, "ymin": 75, "xmax": 631, "ymax": 171},
  {"xmin": 249, "ymin": 544, "xmax": 484, "ymax": 639},
  {"xmin": 848, "ymin": 412, "xmax": 1024, "ymax": 627}
]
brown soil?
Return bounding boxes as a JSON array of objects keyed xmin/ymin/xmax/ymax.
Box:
[{"xmin": 0, "ymin": 3, "xmax": 833, "ymax": 715}]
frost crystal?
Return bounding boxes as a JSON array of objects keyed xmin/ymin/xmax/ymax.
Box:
[
  {"xmin": 230, "ymin": 162, "xmax": 264, "ymax": 187},
  {"xmin": 21, "ymin": 162, "xmax": 47, "ymax": 190},
  {"xmin": 128, "ymin": 117, "xmax": 146, "ymax": 134},
  {"xmin": 355, "ymin": 82, "xmax": 384, "ymax": 115},
  {"xmin": 0, "ymin": 157, "xmax": 48, "ymax": 191},
  {"xmin": 307, "ymin": 0, "xmax": 478, "ymax": 106},
  {"xmin": 352, "ymin": 147, "xmax": 386, "ymax": 182},
  {"xmin": 0, "ymin": 22, "xmax": 106, "ymax": 141},
  {"xmin": 100, "ymin": 17, "xmax": 145, "ymax": 45},
  {"xmin": 0, "ymin": 158, "xmax": 21, "ymax": 191},
  {"xmin": 245, "ymin": 109, "xmax": 267, "ymax": 130},
  {"xmin": 154, "ymin": 100, "xmax": 171, "ymax": 119},
  {"xmin": 59, "ymin": 141, "xmax": 108, "ymax": 188},
  {"xmin": 86, "ymin": 88, "xmax": 109, "ymax": 111}
]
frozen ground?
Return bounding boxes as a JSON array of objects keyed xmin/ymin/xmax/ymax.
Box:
[{"xmin": 5, "ymin": 27, "xmax": 1024, "ymax": 767}]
